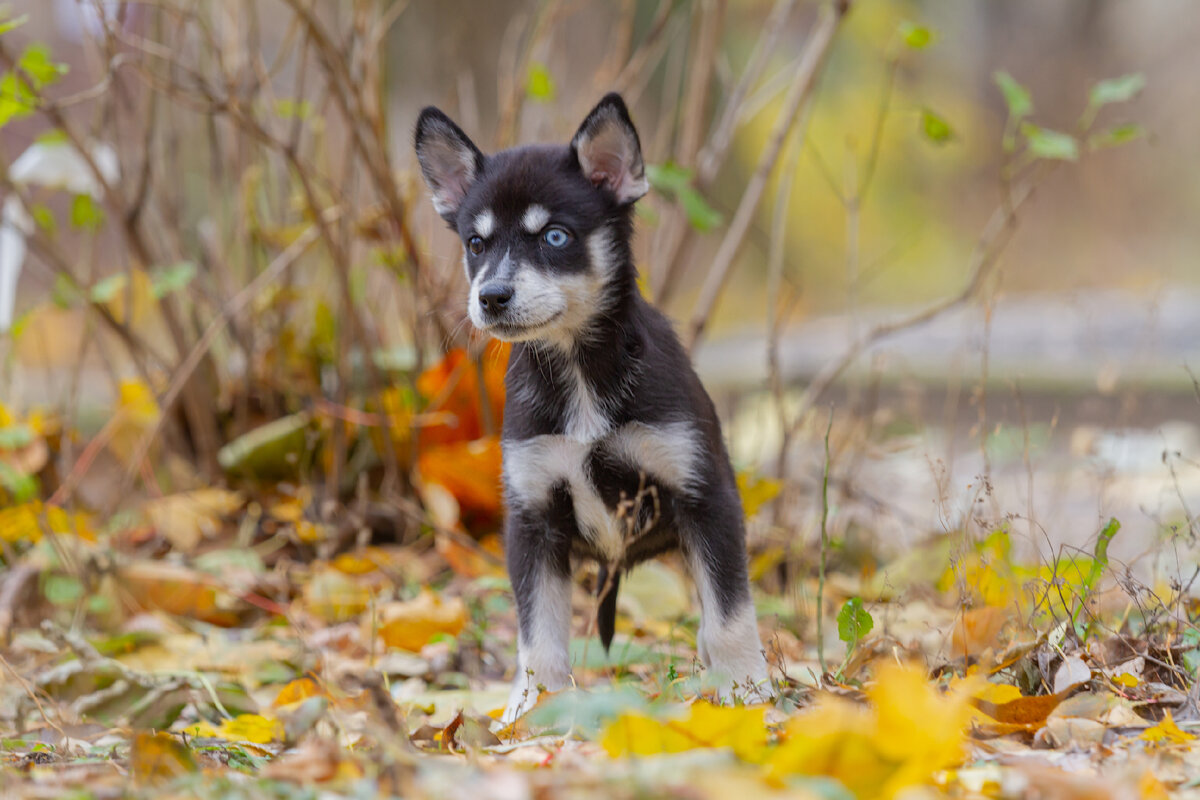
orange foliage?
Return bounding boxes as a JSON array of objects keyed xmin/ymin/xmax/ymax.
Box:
[{"xmin": 416, "ymin": 341, "xmax": 508, "ymax": 448}]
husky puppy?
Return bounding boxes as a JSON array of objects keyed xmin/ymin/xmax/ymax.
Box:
[{"xmin": 415, "ymin": 94, "xmax": 769, "ymax": 722}]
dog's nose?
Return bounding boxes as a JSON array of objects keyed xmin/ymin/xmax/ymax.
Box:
[{"xmin": 478, "ymin": 283, "xmax": 514, "ymax": 313}]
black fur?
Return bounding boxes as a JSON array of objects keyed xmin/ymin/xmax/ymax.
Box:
[{"xmin": 415, "ymin": 94, "xmax": 755, "ymax": 658}]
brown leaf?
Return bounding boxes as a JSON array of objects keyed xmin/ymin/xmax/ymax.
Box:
[
  {"xmin": 971, "ymin": 692, "xmax": 1067, "ymax": 728},
  {"xmin": 952, "ymin": 606, "xmax": 1010, "ymax": 658},
  {"xmin": 130, "ymin": 731, "xmax": 196, "ymax": 786},
  {"xmin": 120, "ymin": 561, "xmax": 242, "ymax": 626}
]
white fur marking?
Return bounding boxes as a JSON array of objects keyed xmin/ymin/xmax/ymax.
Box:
[
  {"xmin": 607, "ymin": 421, "xmax": 702, "ymax": 496},
  {"xmin": 521, "ymin": 204, "xmax": 551, "ymax": 234},
  {"xmin": 504, "ymin": 436, "xmax": 622, "ymax": 558},
  {"xmin": 502, "ymin": 566, "xmax": 572, "ymax": 723},
  {"xmin": 473, "ymin": 209, "xmax": 495, "ymax": 238},
  {"xmin": 688, "ymin": 548, "xmax": 770, "ymax": 703}
]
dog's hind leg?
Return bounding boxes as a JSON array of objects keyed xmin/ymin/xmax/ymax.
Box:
[{"xmin": 682, "ymin": 502, "xmax": 771, "ymax": 704}]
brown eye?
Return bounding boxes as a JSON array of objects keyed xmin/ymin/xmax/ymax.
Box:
[{"xmin": 468, "ymin": 236, "xmax": 485, "ymax": 255}]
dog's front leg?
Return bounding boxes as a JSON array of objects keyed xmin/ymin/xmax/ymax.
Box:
[
  {"xmin": 501, "ymin": 511, "xmax": 573, "ymax": 724},
  {"xmin": 683, "ymin": 501, "xmax": 771, "ymax": 704}
]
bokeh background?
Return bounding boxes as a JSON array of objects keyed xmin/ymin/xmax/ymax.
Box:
[{"xmin": 1, "ymin": 0, "xmax": 1197, "ymax": 584}]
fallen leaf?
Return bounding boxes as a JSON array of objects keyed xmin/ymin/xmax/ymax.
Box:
[
  {"xmin": 143, "ymin": 489, "xmax": 243, "ymax": 552},
  {"xmin": 417, "ymin": 436, "xmax": 502, "ymax": 519},
  {"xmin": 376, "ymin": 591, "xmax": 468, "ymax": 652},
  {"xmin": 130, "ymin": 731, "xmax": 196, "ymax": 786},
  {"xmin": 601, "ymin": 702, "xmax": 768, "ymax": 761},
  {"xmin": 1053, "ymin": 655, "xmax": 1091, "ymax": 694},
  {"xmin": 952, "ymin": 606, "xmax": 1009, "ymax": 657},
  {"xmin": 274, "ymin": 677, "xmax": 324, "ymax": 707},
  {"xmin": 302, "ymin": 566, "xmax": 372, "ymax": 623},
  {"xmin": 1140, "ymin": 712, "xmax": 1196, "ymax": 747},
  {"xmin": 120, "ymin": 561, "xmax": 242, "ymax": 626}
]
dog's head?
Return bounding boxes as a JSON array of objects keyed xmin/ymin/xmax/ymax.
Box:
[{"xmin": 415, "ymin": 94, "xmax": 648, "ymax": 346}]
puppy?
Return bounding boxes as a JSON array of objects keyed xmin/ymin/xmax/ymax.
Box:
[{"xmin": 415, "ymin": 93, "xmax": 769, "ymax": 722}]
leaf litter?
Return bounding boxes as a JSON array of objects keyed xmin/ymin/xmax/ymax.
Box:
[{"xmin": 3, "ymin": 350, "xmax": 1200, "ymax": 800}]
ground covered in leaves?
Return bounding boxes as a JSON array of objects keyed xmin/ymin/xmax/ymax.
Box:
[{"xmin": 3, "ymin": 345, "xmax": 1200, "ymax": 800}]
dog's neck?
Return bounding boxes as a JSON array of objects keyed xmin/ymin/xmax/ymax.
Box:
[{"xmin": 509, "ymin": 255, "xmax": 644, "ymax": 438}]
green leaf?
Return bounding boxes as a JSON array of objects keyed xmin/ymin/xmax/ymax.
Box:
[
  {"xmin": 919, "ymin": 109, "xmax": 954, "ymax": 144},
  {"xmin": 837, "ymin": 597, "xmax": 874, "ymax": 645},
  {"xmin": 0, "ymin": 423, "xmax": 34, "ymax": 449},
  {"xmin": 274, "ymin": 98, "xmax": 312, "ymax": 120},
  {"xmin": 1082, "ymin": 518, "xmax": 1120, "ymax": 590},
  {"xmin": 0, "ymin": 461, "xmax": 38, "ymax": 503},
  {"xmin": 17, "ymin": 43, "xmax": 68, "ymax": 86},
  {"xmin": 898, "ymin": 21, "xmax": 934, "ymax": 50},
  {"xmin": 1088, "ymin": 123, "xmax": 1145, "ymax": 151},
  {"xmin": 30, "ymin": 203, "xmax": 57, "ymax": 236},
  {"xmin": 993, "ymin": 71, "xmax": 1033, "ymax": 120},
  {"xmin": 1089, "ymin": 73, "xmax": 1145, "ymax": 107},
  {"xmin": 43, "ymin": 573, "xmax": 84, "ymax": 606},
  {"xmin": 89, "ymin": 272, "xmax": 127, "ymax": 303},
  {"xmin": 1021, "ymin": 123, "xmax": 1079, "ymax": 161},
  {"xmin": 679, "ymin": 188, "xmax": 723, "ymax": 232},
  {"xmin": 70, "ymin": 193, "xmax": 105, "ymax": 231},
  {"xmin": 150, "ymin": 261, "xmax": 197, "ymax": 298},
  {"xmin": 526, "ymin": 62, "xmax": 555, "ymax": 102},
  {"xmin": 645, "ymin": 162, "xmax": 693, "ymax": 194},
  {"xmin": 0, "ymin": 14, "xmax": 29, "ymax": 36},
  {"xmin": 645, "ymin": 163, "xmax": 724, "ymax": 231}
]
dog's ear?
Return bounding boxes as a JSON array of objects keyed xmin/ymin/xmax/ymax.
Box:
[
  {"xmin": 571, "ymin": 93, "xmax": 648, "ymax": 206},
  {"xmin": 415, "ymin": 107, "xmax": 485, "ymax": 223}
]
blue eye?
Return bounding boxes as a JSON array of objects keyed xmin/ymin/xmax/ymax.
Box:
[{"xmin": 543, "ymin": 227, "xmax": 570, "ymax": 247}]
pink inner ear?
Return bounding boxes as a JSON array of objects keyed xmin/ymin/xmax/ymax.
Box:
[{"xmin": 587, "ymin": 154, "xmax": 622, "ymax": 192}]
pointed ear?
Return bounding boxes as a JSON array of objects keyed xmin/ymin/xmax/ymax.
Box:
[
  {"xmin": 571, "ymin": 93, "xmax": 648, "ymax": 206},
  {"xmin": 415, "ymin": 107, "xmax": 485, "ymax": 222}
]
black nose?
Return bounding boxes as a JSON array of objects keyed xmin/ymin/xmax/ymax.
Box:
[{"xmin": 478, "ymin": 283, "xmax": 514, "ymax": 313}]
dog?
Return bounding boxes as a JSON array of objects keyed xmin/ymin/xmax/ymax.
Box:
[{"xmin": 415, "ymin": 93, "xmax": 769, "ymax": 722}]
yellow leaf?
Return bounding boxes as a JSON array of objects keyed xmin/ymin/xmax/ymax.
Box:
[
  {"xmin": 1140, "ymin": 711, "xmax": 1196, "ymax": 747},
  {"xmin": 103, "ymin": 267, "xmax": 156, "ymax": 327},
  {"xmin": 736, "ymin": 470, "xmax": 782, "ymax": 518},
  {"xmin": 143, "ymin": 489, "xmax": 243, "ymax": 552},
  {"xmin": 303, "ymin": 566, "xmax": 372, "ymax": 623},
  {"xmin": 0, "ymin": 501, "xmax": 95, "ymax": 544},
  {"xmin": 119, "ymin": 378, "xmax": 160, "ymax": 426},
  {"xmin": 376, "ymin": 591, "xmax": 468, "ymax": 652},
  {"xmin": 215, "ymin": 713, "xmax": 284, "ymax": 744},
  {"xmin": 1114, "ymin": 672, "xmax": 1139, "ymax": 688},
  {"xmin": 767, "ymin": 663, "xmax": 972, "ymax": 798},
  {"xmin": 600, "ymin": 702, "xmax": 768, "ymax": 760},
  {"xmin": 130, "ymin": 731, "xmax": 196, "ymax": 785}
]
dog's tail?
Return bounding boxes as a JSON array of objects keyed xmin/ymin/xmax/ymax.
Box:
[{"xmin": 597, "ymin": 564, "xmax": 620, "ymax": 652}]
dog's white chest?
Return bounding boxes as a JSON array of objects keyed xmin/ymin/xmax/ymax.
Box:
[{"xmin": 502, "ymin": 421, "xmax": 702, "ymax": 560}]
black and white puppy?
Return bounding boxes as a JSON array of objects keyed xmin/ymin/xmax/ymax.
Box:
[{"xmin": 415, "ymin": 94, "xmax": 769, "ymax": 722}]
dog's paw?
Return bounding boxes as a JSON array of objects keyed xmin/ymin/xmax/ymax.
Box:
[
  {"xmin": 712, "ymin": 675, "xmax": 775, "ymax": 707},
  {"xmin": 499, "ymin": 670, "xmax": 570, "ymax": 725}
]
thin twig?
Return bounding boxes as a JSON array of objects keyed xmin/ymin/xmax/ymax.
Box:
[
  {"xmin": 686, "ymin": 1, "xmax": 850, "ymax": 350},
  {"xmin": 816, "ymin": 406, "xmax": 834, "ymax": 677}
]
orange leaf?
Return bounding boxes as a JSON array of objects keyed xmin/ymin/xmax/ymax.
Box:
[
  {"xmin": 417, "ymin": 342, "xmax": 508, "ymax": 447},
  {"xmin": 435, "ymin": 530, "xmax": 505, "ymax": 579},
  {"xmin": 121, "ymin": 561, "xmax": 241, "ymax": 626},
  {"xmin": 971, "ymin": 692, "xmax": 1066, "ymax": 729},
  {"xmin": 274, "ymin": 677, "xmax": 324, "ymax": 707},
  {"xmin": 952, "ymin": 606, "xmax": 1010, "ymax": 658},
  {"xmin": 376, "ymin": 591, "xmax": 468, "ymax": 652},
  {"xmin": 417, "ymin": 436, "xmax": 502, "ymax": 519}
]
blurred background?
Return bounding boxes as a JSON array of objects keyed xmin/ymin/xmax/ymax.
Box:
[{"xmin": 1, "ymin": 0, "xmax": 1197, "ymax": 593}]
